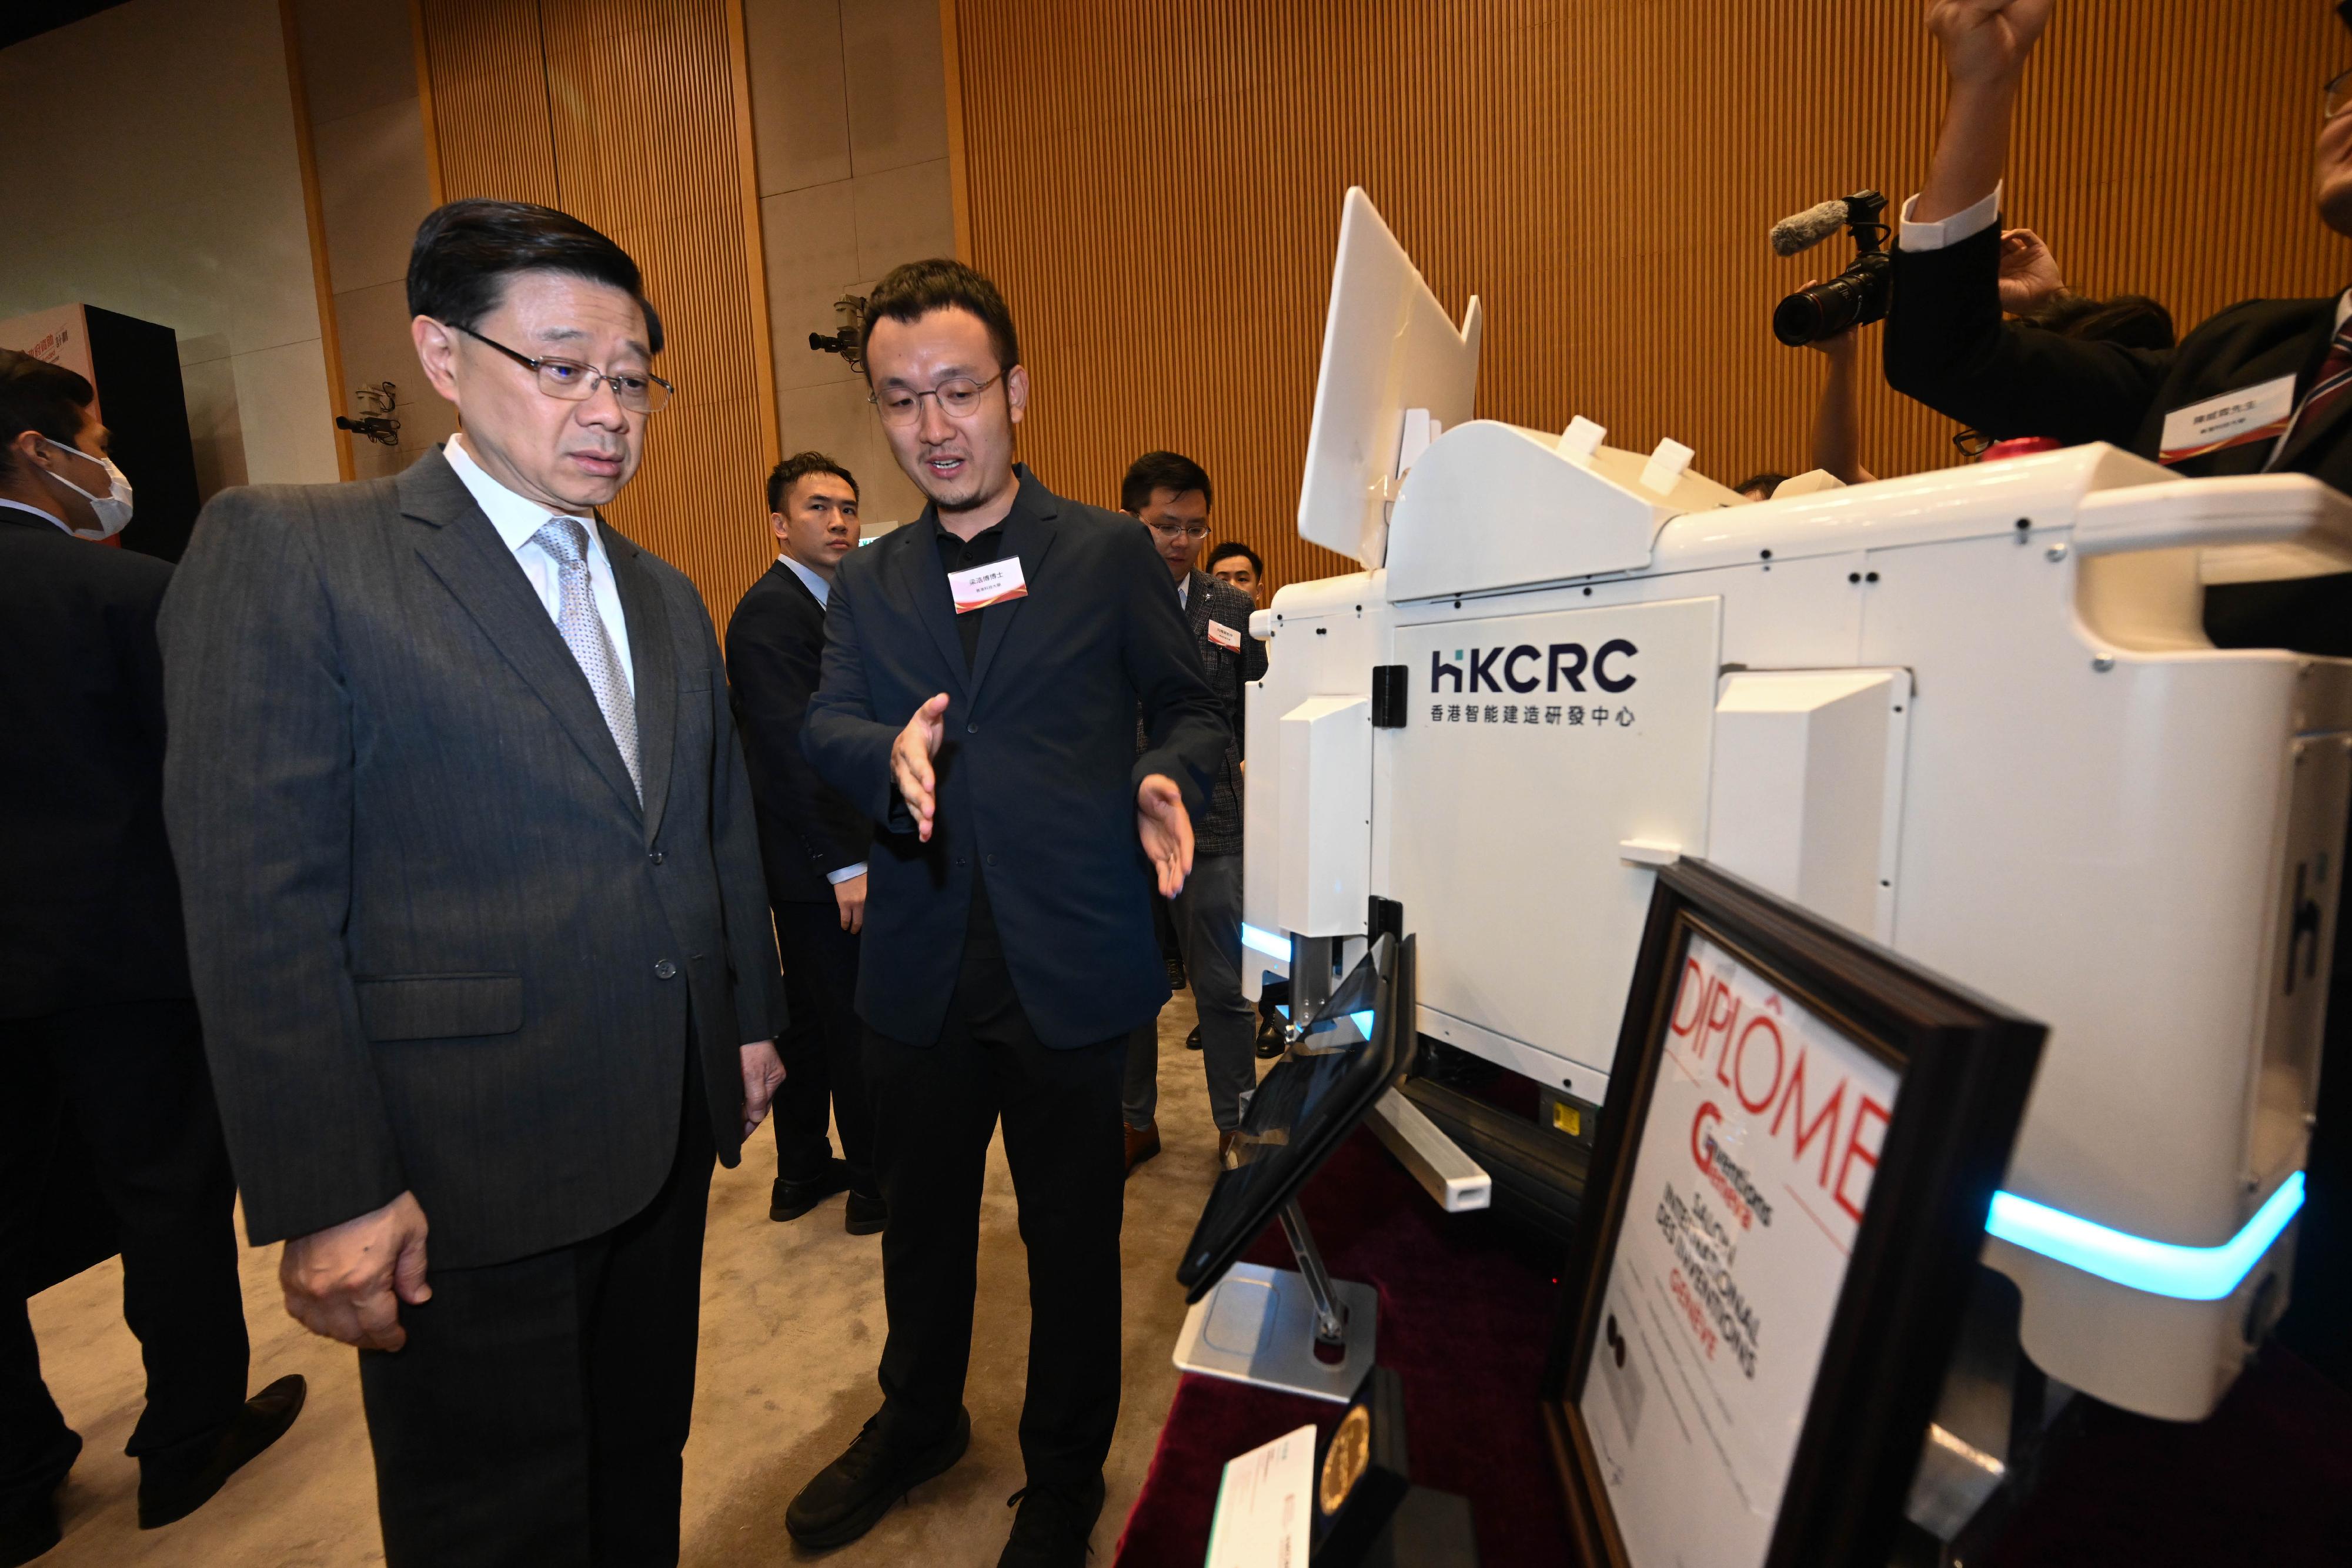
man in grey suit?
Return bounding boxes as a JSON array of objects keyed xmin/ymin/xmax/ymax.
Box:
[{"xmin": 159, "ymin": 199, "xmax": 786, "ymax": 1567}]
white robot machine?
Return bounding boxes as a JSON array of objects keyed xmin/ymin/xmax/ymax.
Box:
[{"xmin": 1235, "ymin": 190, "xmax": 2344, "ymax": 1465}]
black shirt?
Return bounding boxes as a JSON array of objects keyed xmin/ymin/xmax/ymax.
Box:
[{"xmin": 932, "ymin": 518, "xmax": 1007, "ymax": 671}]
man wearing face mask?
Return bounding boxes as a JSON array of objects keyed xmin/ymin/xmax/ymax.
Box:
[{"xmin": 0, "ymin": 349, "xmax": 304, "ymax": 1565}]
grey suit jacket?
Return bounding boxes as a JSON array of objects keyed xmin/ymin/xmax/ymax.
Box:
[{"xmin": 159, "ymin": 446, "xmax": 785, "ymax": 1269}]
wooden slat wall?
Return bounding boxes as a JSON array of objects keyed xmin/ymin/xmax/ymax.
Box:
[
  {"xmin": 946, "ymin": 0, "xmax": 2352, "ymax": 598},
  {"xmin": 415, "ymin": 0, "xmax": 778, "ymax": 626}
]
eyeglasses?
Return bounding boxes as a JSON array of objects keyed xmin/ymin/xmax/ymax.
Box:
[
  {"xmin": 1146, "ymin": 520, "xmax": 1211, "ymax": 541},
  {"xmin": 2324, "ymin": 66, "xmax": 2352, "ymax": 120},
  {"xmin": 1952, "ymin": 427, "xmax": 1994, "ymax": 459},
  {"xmin": 869, "ymin": 372, "xmax": 1004, "ymax": 427},
  {"xmin": 456, "ymin": 325, "xmax": 674, "ymax": 413}
]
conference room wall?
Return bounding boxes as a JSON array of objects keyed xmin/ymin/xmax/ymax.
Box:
[
  {"xmin": 942, "ymin": 0, "xmax": 2352, "ymax": 600},
  {"xmin": 0, "ymin": 0, "xmax": 340, "ymax": 499}
]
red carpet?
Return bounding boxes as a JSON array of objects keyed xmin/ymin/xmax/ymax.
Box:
[{"xmin": 1114, "ymin": 1126, "xmax": 2352, "ymax": 1566}]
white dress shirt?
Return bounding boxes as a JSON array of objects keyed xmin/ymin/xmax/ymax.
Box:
[
  {"xmin": 0, "ymin": 497, "xmax": 67, "ymax": 533},
  {"xmin": 446, "ymin": 435, "xmax": 635, "ymax": 697},
  {"xmin": 778, "ymin": 550, "xmax": 831, "ymax": 607},
  {"xmin": 774, "ymin": 550, "xmax": 864, "ymax": 887},
  {"xmin": 1897, "ymin": 183, "xmax": 2004, "ymax": 252}
]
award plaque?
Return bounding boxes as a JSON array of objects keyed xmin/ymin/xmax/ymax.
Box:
[
  {"xmin": 1312, "ymin": 1367, "xmax": 1410, "ymax": 1563},
  {"xmin": 1541, "ymin": 860, "xmax": 2043, "ymax": 1568}
]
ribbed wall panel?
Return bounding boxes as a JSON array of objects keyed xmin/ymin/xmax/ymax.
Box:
[
  {"xmin": 416, "ymin": 0, "xmax": 778, "ymax": 626},
  {"xmin": 949, "ymin": 1, "xmax": 2352, "ymax": 597}
]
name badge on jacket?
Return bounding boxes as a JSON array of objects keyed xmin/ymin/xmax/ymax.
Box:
[
  {"xmin": 2158, "ymin": 375, "xmax": 2296, "ymax": 465},
  {"xmin": 1207, "ymin": 619, "xmax": 1242, "ymax": 651},
  {"xmin": 947, "ymin": 556, "xmax": 1027, "ymax": 614}
]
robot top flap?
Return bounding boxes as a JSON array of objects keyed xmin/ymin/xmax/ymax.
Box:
[{"xmin": 1248, "ymin": 188, "xmax": 2352, "ymax": 1425}]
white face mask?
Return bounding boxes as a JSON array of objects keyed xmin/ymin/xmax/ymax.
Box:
[{"xmin": 41, "ymin": 436, "xmax": 135, "ymax": 540}]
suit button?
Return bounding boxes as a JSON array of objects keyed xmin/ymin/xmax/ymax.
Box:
[
  {"xmin": 649, "ymin": 851, "xmax": 666, "ymax": 865},
  {"xmin": 985, "ymin": 854, "xmax": 997, "ymax": 866},
  {"xmin": 967, "ymin": 721, "xmax": 978, "ymax": 734},
  {"xmin": 654, "ymin": 959, "xmax": 679, "ymax": 980}
]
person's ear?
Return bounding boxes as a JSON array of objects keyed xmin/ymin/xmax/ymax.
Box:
[
  {"xmin": 1004, "ymin": 362, "xmax": 1029, "ymax": 427},
  {"xmin": 769, "ymin": 510, "xmax": 789, "ymax": 543},
  {"xmin": 9, "ymin": 429, "xmax": 46, "ymax": 471},
  {"xmin": 412, "ymin": 316, "xmax": 462, "ymax": 405}
]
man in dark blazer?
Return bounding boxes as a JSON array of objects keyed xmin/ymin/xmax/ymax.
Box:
[
  {"xmin": 0, "ymin": 351, "xmax": 303, "ymax": 1564},
  {"xmin": 726, "ymin": 450, "xmax": 884, "ymax": 1233},
  {"xmin": 159, "ymin": 200, "xmax": 785, "ymax": 1566},
  {"xmin": 787, "ymin": 260, "xmax": 1227, "ymax": 1567},
  {"xmin": 1116, "ymin": 451, "xmax": 1268, "ymax": 1174},
  {"xmin": 1884, "ymin": 0, "xmax": 2350, "ymax": 1383}
]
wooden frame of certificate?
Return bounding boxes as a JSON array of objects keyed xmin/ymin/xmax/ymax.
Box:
[{"xmin": 1540, "ymin": 860, "xmax": 2044, "ymax": 1568}]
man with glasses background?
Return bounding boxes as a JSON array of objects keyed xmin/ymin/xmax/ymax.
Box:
[
  {"xmin": 1885, "ymin": 0, "xmax": 2352, "ymax": 1386},
  {"xmin": 1117, "ymin": 452, "xmax": 1267, "ymax": 1174},
  {"xmin": 793, "ymin": 260, "xmax": 1225, "ymax": 1566},
  {"xmin": 159, "ymin": 198, "xmax": 786, "ymax": 1564}
]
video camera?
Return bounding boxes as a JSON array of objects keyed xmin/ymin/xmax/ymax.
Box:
[{"xmin": 1769, "ymin": 189, "xmax": 1890, "ymax": 346}]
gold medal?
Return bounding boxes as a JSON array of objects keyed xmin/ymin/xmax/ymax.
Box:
[{"xmin": 1319, "ymin": 1403, "xmax": 1371, "ymax": 1515}]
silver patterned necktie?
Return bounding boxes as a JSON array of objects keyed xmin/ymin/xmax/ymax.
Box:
[{"xmin": 531, "ymin": 516, "xmax": 642, "ymax": 801}]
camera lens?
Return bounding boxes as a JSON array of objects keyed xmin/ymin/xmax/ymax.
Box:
[{"xmin": 1773, "ymin": 253, "xmax": 1892, "ymax": 347}]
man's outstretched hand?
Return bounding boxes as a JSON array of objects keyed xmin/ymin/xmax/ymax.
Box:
[
  {"xmin": 280, "ymin": 1190, "xmax": 432, "ymax": 1352},
  {"xmin": 1925, "ymin": 0, "xmax": 2054, "ymax": 85},
  {"xmin": 1137, "ymin": 773, "xmax": 1195, "ymax": 897},
  {"xmin": 891, "ymin": 693, "xmax": 951, "ymax": 840}
]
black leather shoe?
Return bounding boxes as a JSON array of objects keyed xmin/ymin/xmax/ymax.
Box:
[
  {"xmin": 785, "ymin": 1406, "xmax": 970, "ymax": 1549},
  {"xmin": 1185, "ymin": 1025, "xmax": 1202, "ymax": 1052},
  {"xmin": 137, "ymin": 1374, "xmax": 305, "ymax": 1530},
  {"xmin": 998, "ymin": 1475, "xmax": 1106, "ymax": 1567},
  {"xmin": 771, "ymin": 1158, "xmax": 852, "ymax": 1222},
  {"xmin": 844, "ymin": 1191, "xmax": 888, "ymax": 1236},
  {"xmin": 0, "ymin": 1449, "xmax": 72, "ymax": 1568}
]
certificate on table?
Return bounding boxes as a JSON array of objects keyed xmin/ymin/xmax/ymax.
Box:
[{"xmin": 1205, "ymin": 1423, "xmax": 1315, "ymax": 1568}]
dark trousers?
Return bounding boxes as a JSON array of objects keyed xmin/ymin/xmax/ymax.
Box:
[
  {"xmin": 865, "ymin": 886, "xmax": 1127, "ymax": 1489},
  {"xmin": 1123, "ymin": 852, "xmax": 1257, "ymax": 1132},
  {"xmin": 771, "ymin": 897, "xmax": 875, "ymax": 1196},
  {"xmin": 0, "ymin": 998, "xmax": 248, "ymax": 1510},
  {"xmin": 356, "ymin": 1054, "xmax": 716, "ymax": 1568}
]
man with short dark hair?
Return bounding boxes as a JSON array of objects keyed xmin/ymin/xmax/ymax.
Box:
[
  {"xmin": 1117, "ymin": 452, "xmax": 1267, "ymax": 1172},
  {"xmin": 160, "ymin": 199, "xmax": 786, "ymax": 1564},
  {"xmin": 1205, "ymin": 539, "xmax": 1264, "ymax": 606},
  {"xmin": 791, "ymin": 260, "xmax": 1227, "ymax": 1566},
  {"xmin": 0, "ymin": 350, "xmax": 304, "ymax": 1564},
  {"xmin": 727, "ymin": 451, "xmax": 885, "ymax": 1235}
]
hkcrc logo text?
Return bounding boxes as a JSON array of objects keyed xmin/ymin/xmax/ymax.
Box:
[{"xmin": 1429, "ymin": 639, "xmax": 1638, "ymax": 696}]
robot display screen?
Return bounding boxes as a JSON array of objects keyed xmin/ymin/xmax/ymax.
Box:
[{"xmin": 1175, "ymin": 934, "xmax": 1402, "ymax": 1302}]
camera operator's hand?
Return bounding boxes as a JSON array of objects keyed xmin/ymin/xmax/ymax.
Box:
[
  {"xmin": 1996, "ymin": 228, "xmax": 2066, "ymax": 314},
  {"xmin": 1799, "ymin": 286, "xmax": 1864, "ymax": 361},
  {"xmin": 1926, "ymin": 0, "xmax": 2054, "ymax": 86}
]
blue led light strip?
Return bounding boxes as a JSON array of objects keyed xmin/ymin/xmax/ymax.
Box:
[
  {"xmin": 1241, "ymin": 923, "xmax": 1289, "ymax": 960},
  {"xmin": 1985, "ymin": 1172, "xmax": 2304, "ymax": 1302}
]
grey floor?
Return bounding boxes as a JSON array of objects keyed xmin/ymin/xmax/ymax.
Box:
[{"xmin": 27, "ymin": 995, "xmax": 1232, "ymax": 1566}]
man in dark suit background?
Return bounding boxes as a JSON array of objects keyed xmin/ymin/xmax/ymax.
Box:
[
  {"xmin": 787, "ymin": 260, "xmax": 1227, "ymax": 1567},
  {"xmin": 727, "ymin": 451, "xmax": 884, "ymax": 1234},
  {"xmin": 1116, "ymin": 452, "xmax": 1268, "ymax": 1174},
  {"xmin": 1883, "ymin": 0, "xmax": 2351, "ymax": 1383},
  {"xmin": 159, "ymin": 200, "xmax": 786, "ymax": 1566},
  {"xmin": 0, "ymin": 351, "xmax": 303, "ymax": 1565}
]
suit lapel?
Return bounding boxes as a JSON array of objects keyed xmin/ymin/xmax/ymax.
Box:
[
  {"xmin": 604, "ymin": 521, "xmax": 676, "ymax": 842},
  {"xmin": 2274, "ymin": 310, "xmax": 2352, "ymax": 473},
  {"xmin": 891, "ymin": 520, "xmax": 970, "ymax": 700},
  {"xmin": 399, "ymin": 449, "xmax": 644, "ymax": 819},
  {"xmin": 967, "ymin": 476, "xmax": 1060, "ymax": 703},
  {"xmin": 1184, "ymin": 570, "xmax": 1213, "ymax": 642}
]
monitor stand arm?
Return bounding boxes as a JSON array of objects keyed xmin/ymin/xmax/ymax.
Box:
[
  {"xmin": 1171, "ymin": 1200, "xmax": 1380, "ymax": 1402},
  {"xmin": 1278, "ymin": 1200, "xmax": 1348, "ymax": 1346}
]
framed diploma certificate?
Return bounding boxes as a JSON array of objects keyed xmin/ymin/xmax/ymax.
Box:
[{"xmin": 1541, "ymin": 860, "xmax": 2044, "ymax": 1568}]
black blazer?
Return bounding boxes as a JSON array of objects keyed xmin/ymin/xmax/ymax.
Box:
[
  {"xmin": 803, "ymin": 466, "xmax": 1229, "ymax": 1049},
  {"xmin": 727, "ymin": 559, "xmax": 873, "ymax": 904},
  {"xmin": 158, "ymin": 448, "xmax": 786, "ymax": 1268},
  {"xmin": 0, "ymin": 509, "xmax": 190, "ymax": 1018},
  {"xmin": 1885, "ymin": 221, "xmax": 2352, "ymax": 658}
]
